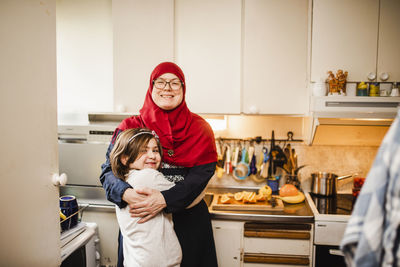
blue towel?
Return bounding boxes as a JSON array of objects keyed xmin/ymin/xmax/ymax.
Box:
[{"xmin": 341, "ymin": 110, "xmax": 400, "ymax": 267}]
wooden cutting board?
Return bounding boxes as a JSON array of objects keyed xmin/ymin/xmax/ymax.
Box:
[{"xmin": 211, "ymin": 194, "xmax": 284, "ymax": 211}]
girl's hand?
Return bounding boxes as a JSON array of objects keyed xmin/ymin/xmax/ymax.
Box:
[{"xmin": 129, "ymin": 187, "xmax": 167, "ymax": 223}]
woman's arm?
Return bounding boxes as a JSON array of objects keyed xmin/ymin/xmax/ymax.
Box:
[
  {"xmin": 131, "ymin": 162, "xmax": 216, "ymax": 222},
  {"xmin": 162, "ymin": 162, "xmax": 216, "ymax": 213},
  {"xmin": 100, "ymin": 134, "xmax": 148, "ymax": 208}
]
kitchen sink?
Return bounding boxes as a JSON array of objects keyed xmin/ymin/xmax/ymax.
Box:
[{"xmin": 203, "ymin": 193, "xmax": 214, "ymax": 207}]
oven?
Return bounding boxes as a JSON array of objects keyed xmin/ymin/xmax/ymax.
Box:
[{"xmin": 305, "ymin": 192, "xmax": 354, "ymax": 267}]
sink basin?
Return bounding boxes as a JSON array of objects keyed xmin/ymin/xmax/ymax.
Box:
[{"xmin": 203, "ymin": 193, "xmax": 214, "ymax": 207}]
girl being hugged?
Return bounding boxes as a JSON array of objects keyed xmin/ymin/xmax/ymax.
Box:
[{"xmin": 110, "ymin": 128, "xmax": 182, "ymax": 267}]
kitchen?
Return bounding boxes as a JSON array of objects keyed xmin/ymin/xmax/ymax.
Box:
[{"xmin": 1, "ymin": 0, "xmax": 400, "ymax": 266}]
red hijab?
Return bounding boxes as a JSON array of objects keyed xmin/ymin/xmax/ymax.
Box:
[{"xmin": 117, "ymin": 62, "xmax": 217, "ymax": 167}]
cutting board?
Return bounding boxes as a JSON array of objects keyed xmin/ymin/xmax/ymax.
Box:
[{"xmin": 211, "ymin": 194, "xmax": 284, "ymax": 211}]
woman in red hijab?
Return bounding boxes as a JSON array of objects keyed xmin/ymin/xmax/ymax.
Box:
[{"xmin": 100, "ymin": 62, "xmax": 218, "ymax": 267}]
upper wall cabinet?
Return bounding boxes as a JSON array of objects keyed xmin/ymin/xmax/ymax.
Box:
[
  {"xmin": 311, "ymin": 0, "xmax": 400, "ymax": 82},
  {"xmin": 376, "ymin": 0, "xmax": 400, "ymax": 82},
  {"xmin": 113, "ymin": 0, "xmax": 174, "ymax": 113},
  {"xmin": 242, "ymin": 0, "xmax": 309, "ymax": 115},
  {"xmin": 175, "ymin": 0, "xmax": 242, "ymax": 114}
]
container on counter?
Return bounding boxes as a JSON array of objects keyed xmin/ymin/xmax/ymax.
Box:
[
  {"xmin": 267, "ymin": 176, "xmax": 279, "ymax": 194},
  {"xmin": 380, "ymin": 83, "xmax": 392, "ymax": 96},
  {"xmin": 60, "ymin": 195, "xmax": 79, "ymax": 231},
  {"xmin": 356, "ymin": 82, "xmax": 368, "ymax": 96},
  {"xmin": 313, "ymin": 80, "xmax": 327, "ymax": 96},
  {"xmin": 369, "ymin": 82, "xmax": 380, "ymax": 96},
  {"xmin": 391, "ymin": 82, "xmax": 399, "ymax": 97}
]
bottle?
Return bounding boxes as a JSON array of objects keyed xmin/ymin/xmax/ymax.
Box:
[
  {"xmin": 369, "ymin": 82, "xmax": 380, "ymax": 96},
  {"xmin": 356, "ymin": 82, "xmax": 368, "ymax": 96},
  {"xmin": 391, "ymin": 82, "xmax": 399, "ymax": 97}
]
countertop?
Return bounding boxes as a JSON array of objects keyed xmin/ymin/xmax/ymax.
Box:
[{"xmin": 206, "ymin": 186, "xmax": 314, "ymax": 223}]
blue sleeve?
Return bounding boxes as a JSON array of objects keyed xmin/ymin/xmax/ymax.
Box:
[
  {"xmin": 99, "ymin": 130, "xmax": 132, "ymax": 208},
  {"xmin": 161, "ymin": 162, "xmax": 216, "ymax": 213}
]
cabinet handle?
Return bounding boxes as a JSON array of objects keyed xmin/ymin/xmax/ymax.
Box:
[
  {"xmin": 329, "ymin": 249, "xmax": 344, "ymax": 256},
  {"xmin": 379, "ymin": 72, "xmax": 389, "ymax": 81},
  {"xmin": 367, "ymin": 72, "xmax": 377, "ymax": 81},
  {"xmin": 244, "ymin": 230, "xmax": 310, "ymax": 239},
  {"xmin": 244, "ymin": 253, "xmax": 309, "ymax": 265}
]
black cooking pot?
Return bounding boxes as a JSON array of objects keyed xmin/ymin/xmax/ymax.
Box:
[{"xmin": 310, "ymin": 172, "xmax": 353, "ymax": 196}]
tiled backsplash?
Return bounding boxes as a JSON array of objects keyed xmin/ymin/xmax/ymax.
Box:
[{"xmin": 209, "ymin": 144, "xmax": 379, "ymax": 193}]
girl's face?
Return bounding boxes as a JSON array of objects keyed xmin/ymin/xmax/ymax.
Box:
[{"xmin": 129, "ymin": 138, "xmax": 161, "ymax": 170}]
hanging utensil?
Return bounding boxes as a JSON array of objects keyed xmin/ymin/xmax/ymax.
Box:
[
  {"xmin": 224, "ymin": 145, "xmax": 232, "ymax": 175},
  {"xmin": 268, "ymin": 131, "xmax": 287, "ymax": 176},
  {"xmin": 233, "ymin": 147, "xmax": 250, "ymax": 180},
  {"xmin": 260, "ymin": 147, "xmax": 270, "ymax": 178}
]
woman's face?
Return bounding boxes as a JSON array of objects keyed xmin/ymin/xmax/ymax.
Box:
[
  {"xmin": 151, "ymin": 73, "xmax": 184, "ymax": 110},
  {"xmin": 129, "ymin": 138, "xmax": 161, "ymax": 170}
]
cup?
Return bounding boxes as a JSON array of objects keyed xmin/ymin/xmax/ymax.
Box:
[
  {"xmin": 60, "ymin": 195, "xmax": 78, "ymax": 231},
  {"xmin": 312, "ymin": 82, "xmax": 327, "ymax": 96},
  {"xmin": 346, "ymin": 83, "xmax": 357, "ymax": 96},
  {"xmin": 267, "ymin": 177, "xmax": 279, "ymax": 194}
]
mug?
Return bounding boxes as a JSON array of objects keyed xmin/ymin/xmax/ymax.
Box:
[{"xmin": 60, "ymin": 195, "xmax": 78, "ymax": 231}]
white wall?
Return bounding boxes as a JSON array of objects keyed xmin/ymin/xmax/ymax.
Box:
[{"xmin": 57, "ymin": 0, "xmax": 113, "ymax": 124}]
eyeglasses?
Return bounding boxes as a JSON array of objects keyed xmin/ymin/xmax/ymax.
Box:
[{"xmin": 153, "ymin": 79, "xmax": 183, "ymax": 91}]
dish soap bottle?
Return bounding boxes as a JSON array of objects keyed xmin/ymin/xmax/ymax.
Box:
[
  {"xmin": 369, "ymin": 82, "xmax": 380, "ymax": 96},
  {"xmin": 357, "ymin": 82, "xmax": 368, "ymax": 96}
]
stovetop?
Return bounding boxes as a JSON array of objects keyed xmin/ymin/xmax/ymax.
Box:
[{"xmin": 309, "ymin": 193, "xmax": 354, "ymax": 216}]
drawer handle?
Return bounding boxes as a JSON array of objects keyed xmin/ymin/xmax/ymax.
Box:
[
  {"xmin": 244, "ymin": 230, "xmax": 310, "ymax": 239},
  {"xmin": 244, "ymin": 253, "xmax": 309, "ymax": 265}
]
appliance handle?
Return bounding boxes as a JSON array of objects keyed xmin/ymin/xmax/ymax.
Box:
[{"xmin": 329, "ymin": 249, "xmax": 344, "ymax": 257}]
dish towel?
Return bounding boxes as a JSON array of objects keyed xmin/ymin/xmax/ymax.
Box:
[{"xmin": 341, "ymin": 110, "xmax": 400, "ymax": 267}]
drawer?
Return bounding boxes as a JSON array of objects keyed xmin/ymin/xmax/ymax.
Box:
[
  {"xmin": 244, "ymin": 236, "xmax": 310, "ymax": 256},
  {"xmin": 243, "ymin": 253, "xmax": 310, "ymax": 267},
  {"xmin": 244, "ymin": 263, "xmax": 308, "ymax": 267}
]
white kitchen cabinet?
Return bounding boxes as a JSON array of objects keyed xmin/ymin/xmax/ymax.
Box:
[
  {"xmin": 1, "ymin": 1, "xmax": 61, "ymax": 265},
  {"xmin": 242, "ymin": 0, "xmax": 309, "ymax": 115},
  {"xmin": 175, "ymin": 0, "xmax": 242, "ymax": 114},
  {"xmin": 113, "ymin": 0, "xmax": 175, "ymax": 113},
  {"xmin": 311, "ymin": 0, "xmax": 400, "ymax": 82},
  {"xmin": 212, "ymin": 220, "xmax": 244, "ymax": 267},
  {"xmin": 376, "ymin": 0, "xmax": 400, "ymax": 82}
]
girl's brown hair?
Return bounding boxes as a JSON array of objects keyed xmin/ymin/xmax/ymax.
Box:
[{"xmin": 109, "ymin": 128, "xmax": 163, "ymax": 180}]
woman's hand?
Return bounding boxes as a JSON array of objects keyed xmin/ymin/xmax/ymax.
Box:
[
  {"xmin": 129, "ymin": 187, "xmax": 167, "ymax": 223},
  {"xmin": 122, "ymin": 188, "xmax": 147, "ymax": 205}
]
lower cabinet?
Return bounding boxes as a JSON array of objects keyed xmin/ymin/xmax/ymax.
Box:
[
  {"xmin": 212, "ymin": 220, "xmax": 314, "ymax": 267},
  {"xmin": 212, "ymin": 220, "xmax": 244, "ymax": 267}
]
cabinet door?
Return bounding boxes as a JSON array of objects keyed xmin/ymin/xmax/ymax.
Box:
[
  {"xmin": 113, "ymin": 0, "xmax": 174, "ymax": 113},
  {"xmin": 243, "ymin": 0, "xmax": 309, "ymax": 115},
  {"xmin": 377, "ymin": 0, "xmax": 400, "ymax": 82},
  {"xmin": 175, "ymin": 0, "xmax": 242, "ymax": 114},
  {"xmin": 212, "ymin": 220, "xmax": 243, "ymax": 267},
  {"xmin": 311, "ymin": 0, "xmax": 379, "ymax": 82},
  {"xmin": 1, "ymin": 1, "xmax": 60, "ymax": 265}
]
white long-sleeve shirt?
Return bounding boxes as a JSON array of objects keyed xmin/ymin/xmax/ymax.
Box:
[{"xmin": 115, "ymin": 168, "xmax": 182, "ymax": 267}]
